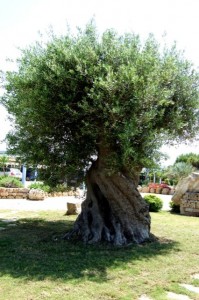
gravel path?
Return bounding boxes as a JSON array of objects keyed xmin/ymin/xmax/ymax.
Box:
[{"xmin": 0, "ymin": 196, "xmax": 81, "ymax": 211}]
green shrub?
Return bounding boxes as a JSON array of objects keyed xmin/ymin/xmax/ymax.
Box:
[
  {"xmin": 143, "ymin": 195, "xmax": 163, "ymax": 212},
  {"xmin": 51, "ymin": 184, "xmax": 69, "ymax": 193},
  {"xmin": 29, "ymin": 182, "xmax": 72, "ymax": 194},
  {"xmin": 0, "ymin": 176, "xmax": 23, "ymax": 188},
  {"xmin": 169, "ymin": 201, "xmax": 180, "ymax": 213},
  {"xmin": 29, "ymin": 183, "xmax": 51, "ymax": 193}
]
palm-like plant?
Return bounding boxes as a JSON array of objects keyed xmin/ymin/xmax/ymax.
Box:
[
  {"xmin": 166, "ymin": 162, "xmax": 195, "ymax": 182},
  {"xmin": 0, "ymin": 155, "xmax": 8, "ymax": 175}
]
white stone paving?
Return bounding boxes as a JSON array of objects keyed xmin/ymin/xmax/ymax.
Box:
[
  {"xmin": 138, "ymin": 295, "xmax": 152, "ymax": 300},
  {"xmin": 167, "ymin": 291, "xmax": 191, "ymax": 300},
  {"xmin": 191, "ymin": 273, "xmax": 199, "ymax": 279},
  {"xmin": 0, "ymin": 194, "xmax": 172, "ymax": 211},
  {"xmin": 180, "ymin": 284, "xmax": 199, "ymax": 294},
  {"xmin": 0, "ymin": 196, "xmax": 81, "ymax": 211}
]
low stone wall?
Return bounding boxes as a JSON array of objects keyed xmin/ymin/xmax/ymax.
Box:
[
  {"xmin": 48, "ymin": 191, "xmax": 75, "ymax": 197},
  {"xmin": 0, "ymin": 187, "xmax": 83, "ymax": 199},
  {"xmin": 180, "ymin": 192, "xmax": 199, "ymax": 216},
  {"xmin": 48, "ymin": 189, "xmax": 84, "ymax": 198},
  {"xmin": 139, "ymin": 186, "xmax": 175, "ymax": 195},
  {"xmin": 0, "ymin": 188, "xmax": 29, "ymax": 199}
]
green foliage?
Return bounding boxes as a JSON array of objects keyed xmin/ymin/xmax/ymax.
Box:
[
  {"xmin": 1, "ymin": 23, "xmax": 199, "ymax": 181},
  {"xmin": 163, "ymin": 177, "xmax": 178, "ymax": 186},
  {"xmin": 28, "ymin": 182, "xmax": 69, "ymax": 193},
  {"xmin": 37, "ymin": 167, "xmax": 68, "ymax": 188},
  {"xmin": 175, "ymin": 152, "xmax": 199, "ymax": 169},
  {"xmin": 143, "ymin": 194, "xmax": 163, "ymax": 212},
  {"xmin": 0, "ymin": 155, "xmax": 9, "ymax": 174},
  {"xmin": 50, "ymin": 184, "xmax": 70, "ymax": 193},
  {"xmin": 169, "ymin": 201, "xmax": 180, "ymax": 213},
  {"xmin": 0, "ymin": 176, "xmax": 23, "ymax": 188},
  {"xmin": 28, "ymin": 182, "xmax": 51, "ymax": 193},
  {"xmin": 165, "ymin": 162, "xmax": 195, "ymax": 182}
]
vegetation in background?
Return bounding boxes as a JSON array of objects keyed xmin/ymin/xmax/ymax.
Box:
[
  {"xmin": 147, "ymin": 153, "xmax": 199, "ymax": 187},
  {"xmin": 175, "ymin": 152, "xmax": 199, "ymax": 169},
  {"xmin": 28, "ymin": 182, "xmax": 51, "ymax": 193},
  {"xmin": 165, "ymin": 162, "xmax": 195, "ymax": 183},
  {"xmin": 0, "ymin": 155, "xmax": 8, "ymax": 175},
  {"xmin": 140, "ymin": 167, "xmax": 177, "ymax": 187},
  {"xmin": 0, "ymin": 176, "xmax": 23, "ymax": 188},
  {"xmin": 169, "ymin": 201, "xmax": 180, "ymax": 213},
  {"xmin": 28, "ymin": 182, "xmax": 70, "ymax": 193}
]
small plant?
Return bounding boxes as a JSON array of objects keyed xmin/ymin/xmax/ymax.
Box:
[
  {"xmin": 169, "ymin": 201, "xmax": 180, "ymax": 213},
  {"xmin": 29, "ymin": 182, "xmax": 71, "ymax": 194},
  {"xmin": 143, "ymin": 194, "xmax": 163, "ymax": 212},
  {"xmin": 29, "ymin": 182, "xmax": 51, "ymax": 193},
  {"xmin": 51, "ymin": 184, "xmax": 69, "ymax": 193},
  {"xmin": 0, "ymin": 176, "xmax": 23, "ymax": 188}
]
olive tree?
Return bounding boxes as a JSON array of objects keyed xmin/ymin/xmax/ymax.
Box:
[{"xmin": 1, "ymin": 25, "xmax": 199, "ymax": 245}]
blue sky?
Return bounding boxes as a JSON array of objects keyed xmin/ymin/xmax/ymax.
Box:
[{"xmin": 0, "ymin": 0, "xmax": 199, "ymax": 165}]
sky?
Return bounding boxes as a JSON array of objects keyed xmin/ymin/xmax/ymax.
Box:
[{"xmin": 0, "ymin": 0, "xmax": 199, "ymax": 165}]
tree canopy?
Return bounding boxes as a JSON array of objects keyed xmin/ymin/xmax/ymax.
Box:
[
  {"xmin": 165, "ymin": 162, "xmax": 195, "ymax": 182},
  {"xmin": 175, "ymin": 152, "xmax": 199, "ymax": 169},
  {"xmin": 1, "ymin": 24, "xmax": 199, "ymax": 183}
]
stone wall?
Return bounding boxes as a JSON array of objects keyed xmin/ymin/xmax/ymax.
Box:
[
  {"xmin": 171, "ymin": 172, "xmax": 199, "ymax": 216},
  {"xmin": 180, "ymin": 192, "xmax": 199, "ymax": 216},
  {"xmin": 0, "ymin": 188, "xmax": 29, "ymax": 199},
  {"xmin": 139, "ymin": 186, "xmax": 175, "ymax": 195},
  {"xmin": 0, "ymin": 188, "xmax": 84, "ymax": 199},
  {"xmin": 48, "ymin": 191, "xmax": 75, "ymax": 197},
  {"xmin": 48, "ymin": 188, "xmax": 85, "ymax": 198}
]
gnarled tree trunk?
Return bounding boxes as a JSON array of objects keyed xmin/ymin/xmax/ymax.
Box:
[{"xmin": 64, "ymin": 155, "xmax": 151, "ymax": 245}]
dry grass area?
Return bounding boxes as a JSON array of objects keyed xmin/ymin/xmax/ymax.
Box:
[{"xmin": 0, "ymin": 209, "xmax": 199, "ymax": 300}]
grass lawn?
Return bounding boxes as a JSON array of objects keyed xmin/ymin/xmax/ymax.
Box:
[{"xmin": 0, "ymin": 209, "xmax": 199, "ymax": 300}]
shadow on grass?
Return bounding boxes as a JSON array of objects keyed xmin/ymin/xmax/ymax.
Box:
[{"xmin": 0, "ymin": 217, "xmax": 179, "ymax": 283}]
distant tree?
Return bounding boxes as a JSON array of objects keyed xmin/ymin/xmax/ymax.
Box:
[
  {"xmin": 0, "ymin": 155, "xmax": 8, "ymax": 175},
  {"xmin": 175, "ymin": 153, "xmax": 199, "ymax": 169},
  {"xmin": 1, "ymin": 24, "xmax": 199, "ymax": 245},
  {"xmin": 147, "ymin": 167, "xmax": 167, "ymax": 184},
  {"xmin": 166, "ymin": 162, "xmax": 195, "ymax": 182}
]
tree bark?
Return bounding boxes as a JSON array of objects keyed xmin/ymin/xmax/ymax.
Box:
[{"xmin": 64, "ymin": 157, "xmax": 152, "ymax": 245}]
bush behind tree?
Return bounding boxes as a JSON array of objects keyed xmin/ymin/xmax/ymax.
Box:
[
  {"xmin": 143, "ymin": 195, "xmax": 163, "ymax": 212},
  {"xmin": 169, "ymin": 201, "xmax": 180, "ymax": 213}
]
